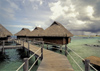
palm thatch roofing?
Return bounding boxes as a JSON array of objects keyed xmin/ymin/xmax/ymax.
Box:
[
  {"xmin": 15, "ymin": 28, "xmax": 30, "ymax": 36},
  {"xmin": 0, "ymin": 30, "xmax": 6, "ymax": 37},
  {"xmin": 27, "ymin": 27, "xmax": 44, "ymax": 37},
  {"xmin": 40, "ymin": 21, "xmax": 73, "ymax": 37},
  {"xmin": 0, "ymin": 24, "xmax": 12, "ymax": 37}
]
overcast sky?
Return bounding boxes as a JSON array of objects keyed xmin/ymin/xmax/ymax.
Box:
[{"xmin": 0, "ymin": 0, "xmax": 100, "ymax": 35}]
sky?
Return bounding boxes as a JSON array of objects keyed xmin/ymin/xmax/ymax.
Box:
[{"xmin": 0, "ymin": 0, "xmax": 100, "ymax": 35}]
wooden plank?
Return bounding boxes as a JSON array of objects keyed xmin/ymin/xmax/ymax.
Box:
[
  {"xmin": 0, "ymin": 45, "xmax": 22, "ymax": 49},
  {"xmin": 16, "ymin": 40, "xmax": 74, "ymax": 71},
  {"xmin": 37, "ymin": 49, "xmax": 73, "ymax": 71}
]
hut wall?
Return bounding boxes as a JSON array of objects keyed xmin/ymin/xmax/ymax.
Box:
[
  {"xmin": 43, "ymin": 37, "xmax": 67, "ymax": 45},
  {"xmin": 34, "ymin": 38, "xmax": 43, "ymax": 41},
  {"xmin": 63, "ymin": 37, "xmax": 67, "ymax": 44},
  {"xmin": 27, "ymin": 37, "xmax": 43, "ymax": 41},
  {"xmin": 63, "ymin": 37, "xmax": 71, "ymax": 44},
  {"xmin": 43, "ymin": 37, "xmax": 71, "ymax": 45},
  {"xmin": 17, "ymin": 36, "xmax": 26, "ymax": 40},
  {"xmin": 68, "ymin": 37, "xmax": 71, "ymax": 43}
]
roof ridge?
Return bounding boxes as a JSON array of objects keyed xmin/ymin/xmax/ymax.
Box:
[
  {"xmin": 34, "ymin": 27, "xmax": 43, "ymax": 30},
  {"xmin": 0, "ymin": 24, "xmax": 12, "ymax": 37},
  {"xmin": 40, "ymin": 21, "xmax": 73, "ymax": 37}
]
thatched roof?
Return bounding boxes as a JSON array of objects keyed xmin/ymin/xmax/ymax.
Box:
[
  {"xmin": 0, "ymin": 24, "xmax": 12, "ymax": 37},
  {"xmin": 15, "ymin": 28, "xmax": 30, "ymax": 36},
  {"xmin": 0, "ymin": 30, "xmax": 6, "ymax": 37},
  {"xmin": 27, "ymin": 27, "xmax": 44, "ymax": 37},
  {"xmin": 40, "ymin": 21, "xmax": 73, "ymax": 37}
]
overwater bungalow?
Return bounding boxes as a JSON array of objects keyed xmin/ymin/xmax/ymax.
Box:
[
  {"xmin": 15, "ymin": 28, "xmax": 30, "ymax": 40},
  {"xmin": 27, "ymin": 27, "xmax": 44, "ymax": 41},
  {"xmin": 0, "ymin": 24, "xmax": 12, "ymax": 41},
  {"xmin": 40, "ymin": 21, "xmax": 73, "ymax": 45}
]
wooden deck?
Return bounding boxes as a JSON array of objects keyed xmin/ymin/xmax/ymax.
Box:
[
  {"xmin": 16, "ymin": 40, "xmax": 74, "ymax": 71},
  {"xmin": 85, "ymin": 56, "xmax": 100, "ymax": 66}
]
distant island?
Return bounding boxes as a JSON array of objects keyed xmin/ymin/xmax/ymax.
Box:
[{"xmin": 75, "ymin": 35, "xmax": 100, "ymax": 37}]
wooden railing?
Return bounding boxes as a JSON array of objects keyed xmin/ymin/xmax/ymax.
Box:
[
  {"xmin": 16, "ymin": 40, "xmax": 44, "ymax": 71},
  {"xmin": 66, "ymin": 47, "xmax": 98, "ymax": 71},
  {"xmin": 10, "ymin": 39, "xmax": 98, "ymax": 71},
  {"xmin": 47, "ymin": 44, "xmax": 98, "ymax": 71}
]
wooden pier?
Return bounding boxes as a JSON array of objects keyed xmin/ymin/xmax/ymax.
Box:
[
  {"xmin": 16, "ymin": 40, "xmax": 73, "ymax": 71},
  {"xmin": 37, "ymin": 50, "xmax": 73, "ymax": 71}
]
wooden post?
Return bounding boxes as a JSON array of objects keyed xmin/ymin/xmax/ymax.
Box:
[
  {"xmin": 2, "ymin": 40, "xmax": 5, "ymax": 54},
  {"xmin": 35, "ymin": 56, "xmax": 38, "ymax": 65},
  {"xmin": 23, "ymin": 40, "xmax": 25, "ymax": 51},
  {"xmin": 65, "ymin": 44, "xmax": 67, "ymax": 56},
  {"xmin": 39, "ymin": 42, "xmax": 41, "ymax": 47},
  {"xmin": 23, "ymin": 40, "xmax": 24, "ymax": 47},
  {"xmin": 13, "ymin": 39, "xmax": 14, "ymax": 44},
  {"xmin": 27, "ymin": 41, "xmax": 30, "ymax": 57},
  {"xmin": 15, "ymin": 39, "xmax": 16, "ymax": 43},
  {"xmin": 25, "ymin": 38, "xmax": 26, "ymax": 42},
  {"xmin": 60, "ymin": 45, "xmax": 62, "ymax": 53},
  {"xmin": 20, "ymin": 39, "xmax": 21, "ymax": 43},
  {"xmin": 26, "ymin": 38, "xmax": 27, "ymax": 42},
  {"xmin": 85, "ymin": 59, "xmax": 90, "ymax": 71},
  {"xmin": 18, "ymin": 39, "xmax": 19, "ymax": 44},
  {"xmin": 19, "ymin": 38, "xmax": 20, "ymax": 44},
  {"xmin": 27, "ymin": 38, "xmax": 28, "ymax": 42},
  {"xmin": 17, "ymin": 39, "xmax": 18, "ymax": 43},
  {"xmin": 17, "ymin": 39, "xmax": 18, "ymax": 44},
  {"xmin": 41, "ymin": 42, "xmax": 43, "ymax": 60},
  {"xmin": 23, "ymin": 58, "xmax": 28, "ymax": 71},
  {"xmin": 20, "ymin": 39, "xmax": 22, "ymax": 44},
  {"xmin": 47, "ymin": 45, "xmax": 48, "ymax": 49},
  {"xmin": 28, "ymin": 41, "xmax": 30, "ymax": 51}
]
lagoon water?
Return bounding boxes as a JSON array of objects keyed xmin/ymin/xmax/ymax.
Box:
[
  {"xmin": 0, "ymin": 43, "xmax": 40, "ymax": 71},
  {"xmin": 67, "ymin": 37, "xmax": 100, "ymax": 71},
  {"xmin": 0, "ymin": 49, "xmax": 23, "ymax": 71},
  {"xmin": 0, "ymin": 37, "xmax": 100, "ymax": 71}
]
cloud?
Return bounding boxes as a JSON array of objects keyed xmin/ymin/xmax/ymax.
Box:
[
  {"xmin": 0, "ymin": 0, "xmax": 20, "ymax": 20},
  {"xmin": 22, "ymin": 18, "xmax": 47, "ymax": 29},
  {"xmin": 6, "ymin": 0, "xmax": 20, "ymax": 10},
  {"xmin": 28, "ymin": 0, "xmax": 43, "ymax": 10},
  {"xmin": 48, "ymin": 0, "xmax": 100, "ymax": 35},
  {"xmin": 1, "ymin": 0, "xmax": 100, "ymax": 35},
  {"xmin": 32, "ymin": 4, "xmax": 38, "ymax": 10},
  {"xmin": 4, "ymin": 24, "xmax": 33, "ymax": 29}
]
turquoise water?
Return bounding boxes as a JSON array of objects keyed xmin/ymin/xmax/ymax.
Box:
[
  {"xmin": 67, "ymin": 37, "xmax": 100, "ymax": 71},
  {"xmin": 0, "ymin": 43, "xmax": 40, "ymax": 71},
  {"xmin": 0, "ymin": 49, "xmax": 23, "ymax": 71}
]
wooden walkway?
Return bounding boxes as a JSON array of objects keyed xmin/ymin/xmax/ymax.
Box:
[{"xmin": 16, "ymin": 40, "xmax": 74, "ymax": 71}]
